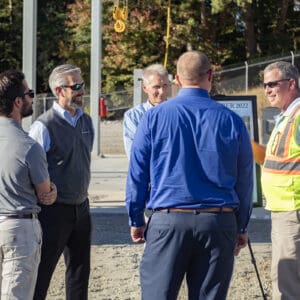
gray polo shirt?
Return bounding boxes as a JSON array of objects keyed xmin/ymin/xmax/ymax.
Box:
[{"xmin": 0, "ymin": 117, "xmax": 49, "ymax": 214}]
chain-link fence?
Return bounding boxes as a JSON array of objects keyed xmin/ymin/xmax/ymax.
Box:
[
  {"xmin": 33, "ymin": 51, "xmax": 300, "ymax": 122},
  {"xmin": 213, "ymin": 51, "xmax": 300, "ymax": 95},
  {"xmin": 33, "ymin": 90, "xmax": 133, "ymax": 122}
]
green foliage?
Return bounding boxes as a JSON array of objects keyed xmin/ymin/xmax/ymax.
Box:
[
  {"xmin": 0, "ymin": 0, "xmax": 22, "ymax": 71},
  {"xmin": 58, "ymin": 0, "xmax": 92, "ymax": 88},
  {"xmin": 1, "ymin": 0, "xmax": 300, "ymax": 98},
  {"xmin": 36, "ymin": 0, "xmax": 74, "ymax": 92}
]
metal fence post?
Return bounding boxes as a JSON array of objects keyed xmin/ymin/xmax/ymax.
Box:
[
  {"xmin": 22, "ymin": 0, "xmax": 37, "ymax": 132},
  {"xmin": 90, "ymin": 0, "xmax": 102, "ymax": 156},
  {"xmin": 244, "ymin": 61, "xmax": 248, "ymax": 94}
]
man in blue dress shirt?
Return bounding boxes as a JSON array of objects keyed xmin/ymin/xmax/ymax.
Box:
[{"xmin": 125, "ymin": 51, "xmax": 253, "ymax": 300}]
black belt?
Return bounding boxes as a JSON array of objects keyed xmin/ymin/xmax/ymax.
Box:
[{"xmin": 0, "ymin": 213, "xmax": 38, "ymax": 219}]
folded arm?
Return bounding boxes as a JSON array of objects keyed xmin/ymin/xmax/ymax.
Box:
[{"xmin": 34, "ymin": 179, "xmax": 57, "ymax": 205}]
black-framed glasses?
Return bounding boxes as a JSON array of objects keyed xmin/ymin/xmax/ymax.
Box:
[
  {"xmin": 23, "ymin": 89, "xmax": 35, "ymax": 98},
  {"xmin": 263, "ymin": 78, "xmax": 291, "ymax": 89},
  {"xmin": 61, "ymin": 82, "xmax": 85, "ymax": 91}
]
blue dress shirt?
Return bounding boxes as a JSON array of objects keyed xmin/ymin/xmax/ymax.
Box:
[
  {"xmin": 123, "ymin": 101, "xmax": 153, "ymax": 158},
  {"xmin": 125, "ymin": 88, "xmax": 253, "ymax": 233}
]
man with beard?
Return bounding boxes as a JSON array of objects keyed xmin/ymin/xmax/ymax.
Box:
[
  {"xmin": 0, "ymin": 70, "xmax": 56, "ymax": 299},
  {"xmin": 29, "ymin": 64, "xmax": 94, "ymax": 300}
]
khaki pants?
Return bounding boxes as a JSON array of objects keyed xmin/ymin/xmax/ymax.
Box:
[
  {"xmin": 271, "ymin": 211, "xmax": 300, "ymax": 300},
  {"xmin": 0, "ymin": 218, "xmax": 42, "ymax": 300}
]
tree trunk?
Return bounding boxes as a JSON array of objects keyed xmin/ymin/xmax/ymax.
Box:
[{"xmin": 243, "ymin": 2, "xmax": 257, "ymax": 58}]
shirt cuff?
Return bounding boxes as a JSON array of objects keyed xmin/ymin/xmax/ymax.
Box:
[{"xmin": 129, "ymin": 213, "xmax": 145, "ymax": 227}]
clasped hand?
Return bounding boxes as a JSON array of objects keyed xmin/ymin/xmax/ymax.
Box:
[{"xmin": 39, "ymin": 182, "xmax": 57, "ymax": 205}]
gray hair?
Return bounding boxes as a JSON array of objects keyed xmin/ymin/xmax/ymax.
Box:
[
  {"xmin": 142, "ymin": 64, "xmax": 169, "ymax": 86},
  {"xmin": 264, "ymin": 61, "xmax": 299, "ymax": 88},
  {"xmin": 49, "ymin": 64, "xmax": 81, "ymax": 97}
]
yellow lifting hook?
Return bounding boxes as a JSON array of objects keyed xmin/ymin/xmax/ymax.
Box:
[{"xmin": 113, "ymin": 0, "xmax": 128, "ymax": 33}]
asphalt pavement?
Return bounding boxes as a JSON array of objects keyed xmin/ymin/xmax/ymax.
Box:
[{"xmin": 88, "ymin": 154, "xmax": 271, "ymax": 220}]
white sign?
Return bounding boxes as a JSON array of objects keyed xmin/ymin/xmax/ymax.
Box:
[{"xmin": 214, "ymin": 96, "xmax": 261, "ymax": 206}]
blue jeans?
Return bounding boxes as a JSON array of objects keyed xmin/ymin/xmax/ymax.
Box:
[
  {"xmin": 141, "ymin": 211, "xmax": 237, "ymax": 300},
  {"xmin": 0, "ymin": 218, "xmax": 42, "ymax": 300}
]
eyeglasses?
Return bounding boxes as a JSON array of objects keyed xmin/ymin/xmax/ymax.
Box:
[
  {"xmin": 263, "ymin": 78, "xmax": 290, "ymax": 89},
  {"xmin": 23, "ymin": 89, "xmax": 35, "ymax": 98},
  {"xmin": 151, "ymin": 83, "xmax": 171, "ymax": 90},
  {"xmin": 61, "ymin": 82, "xmax": 85, "ymax": 91}
]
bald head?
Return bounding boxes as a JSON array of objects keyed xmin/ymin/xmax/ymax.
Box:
[{"xmin": 176, "ymin": 51, "xmax": 211, "ymax": 88}]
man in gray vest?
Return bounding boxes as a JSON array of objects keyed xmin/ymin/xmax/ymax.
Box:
[
  {"xmin": 0, "ymin": 70, "xmax": 56, "ymax": 300},
  {"xmin": 29, "ymin": 64, "xmax": 94, "ymax": 300}
]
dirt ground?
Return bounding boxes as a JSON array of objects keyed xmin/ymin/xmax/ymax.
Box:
[{"xmin": 46, "ymin": 214, "xmax": 272, "ymax": 300}]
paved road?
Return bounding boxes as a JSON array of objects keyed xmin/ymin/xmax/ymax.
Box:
[
  {"xmin": 88, "ymin": 154, "xmax": 270, "ymax": 218},
  {"xmin": 90, "ymin": 213, "xmax": 271, "ymax": 246},
  {"xmin": 89, "ymin": 155, "xmax": 128, "ymax": 214}
]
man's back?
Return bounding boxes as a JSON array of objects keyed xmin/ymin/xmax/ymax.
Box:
[
  {"xmin": 125, "ymin": 51, "xmax": 253, "ymax": 300},
  {"xmin": 130, "ymin": 88, "xmax": 252, "ymax": 212}
]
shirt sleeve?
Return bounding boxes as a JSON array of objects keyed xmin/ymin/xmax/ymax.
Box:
[
  {"xmin": 123, "ymin": 111, "xmax": 137, "ymax": 159},
  {"xmin": 29, "ymin": 121, "xmax": 51, "ymax": 152},
  {"xmin": 27, "ymin": 142, "xmax": 49, "ymax": 184},
  {"xmin": 235, "ymin": 121, "xmax": 254, "ymax": 233},
  {"xmin": 125, "ymin": 113, "xmax": 151, "ymax": 227}
]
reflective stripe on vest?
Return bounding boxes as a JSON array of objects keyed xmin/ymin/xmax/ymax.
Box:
[
  {"xmin": 275, "ymin": 117, "xmax": 293, "ymax": 157},
  {"xmin": 262, "ymin": 104, "xmax": 300, "ymax": 211},
  {"xmin": 263, "ymin": 106, "xmax": 300, "ymax": 174}
]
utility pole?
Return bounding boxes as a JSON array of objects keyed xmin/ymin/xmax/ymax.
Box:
[
  {"xmin": 90, "ymin": 0, "xmax": 102, "ymax": 156},
  {"xmin": 22, "ymin": 0, "xmax": 37, "ymax": 132}
]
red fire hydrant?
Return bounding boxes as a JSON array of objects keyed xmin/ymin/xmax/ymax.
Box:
[{"xmin": 99, "ymin": 96, "xmax": 107, "ymax": 118}]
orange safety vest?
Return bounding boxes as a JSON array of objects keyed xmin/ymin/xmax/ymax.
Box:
[{"xmin": 262, "ymin": 105, "xmax": 300, "ymax": 211}]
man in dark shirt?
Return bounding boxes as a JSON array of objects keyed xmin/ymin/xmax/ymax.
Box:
[
  {"xmin": 125, "ymin": 51, "xmax": 253, "ymax": 299},
  {"xmin": 29, "ymin": 64, "xmax": 94, "ymax": 300}
]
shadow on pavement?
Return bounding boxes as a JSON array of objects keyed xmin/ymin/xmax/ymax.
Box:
[
  {"xmin": 91, "ymin": 213, "xmax": 271, "ymax": 246},
  {"xmin": 247, "ymin": 218, "xmax": 271, "ymax": 243},
  {"xmin": 91, "ymin": 213, "xmax": 132, "ymax": 245}
]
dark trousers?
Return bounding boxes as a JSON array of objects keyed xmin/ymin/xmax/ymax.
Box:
[
  {"xmin": 141, "ymin": 211, "xmax": 237, "ymax": 300},
  {"xmin": 33, "ymin": 199, "xmax": 91, "ymax": 300}
]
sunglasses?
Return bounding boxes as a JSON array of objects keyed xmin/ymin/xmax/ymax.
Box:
[
  {"xmin": 263, "ymin": 78, "xmax": 290, "ymax": 89},
  {"xmin": 61, "ymin": 82, "xmax": 85, "ymax": 91},
  {"xmin": 23, "ymin": 89, "xmax": 35, "ymax": 98}
]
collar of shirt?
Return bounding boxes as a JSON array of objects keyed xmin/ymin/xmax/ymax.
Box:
[
  {"xmin": 53, "ymin": 101, "xmax": 83, "ymax": 127},
  {"xmin": 282, "ymin": 97, "xmax": 300, "ymax": 117},
  {"xmin": 144, "ymin": 100, "xmax": 154, "ymax": 110},
  {"xmin": 273, "ymin": 97, "xmax": 300, "ymax": 131},
  {"xmin": 177, "ymin": 87, "xmax": 211, "ymax": 98},
  {"xmin": 0, "ymin": 116, "xmax": 22, "ymax": 130}
]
